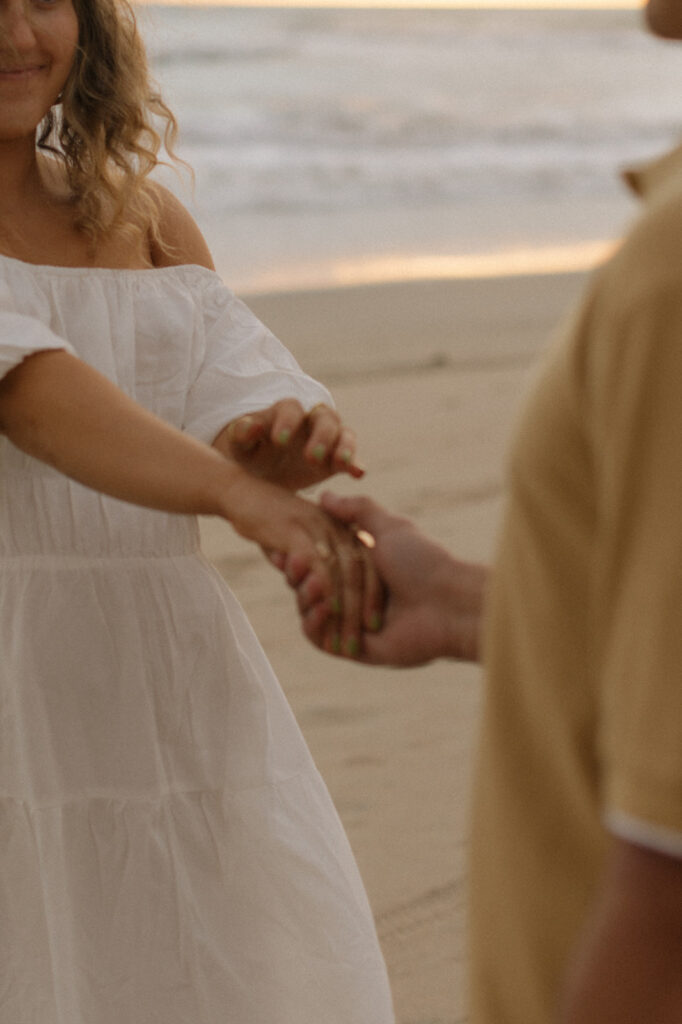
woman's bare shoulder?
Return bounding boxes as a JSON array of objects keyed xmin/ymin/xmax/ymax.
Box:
[{"xmin": 148, "ymin": 183, "xmax": 216, "ymax": 271}]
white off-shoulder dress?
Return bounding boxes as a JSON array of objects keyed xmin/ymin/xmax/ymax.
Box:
[{"xmin": 0, "ymin": 254, "xmax": 394, "ymax": 1024}]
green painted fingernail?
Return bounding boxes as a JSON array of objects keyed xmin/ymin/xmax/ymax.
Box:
[
  {"xmin": 330, "ymin": 596, "xmax": 341, "ymax": 615},
  {"xmin": 278, "ymin": 429, "xmax": 291, "ymax": 445},
  {"xmin": 331, "ymin": 634, "xmax": 341, "ymax": 654},
  {"xmin": 369, "ymin": 613, "xmax": 382, "ymax": 632},
  {"xmin": 346, "ymin": 636, "xmax": 359, "ymax": 658},
  {"xmin": 312, "ymin": 444, "xmax": 326, "ymax": 462},
  {"xmin": 340, "ymin": 449, "xmax": 352, "ymax": 464}
]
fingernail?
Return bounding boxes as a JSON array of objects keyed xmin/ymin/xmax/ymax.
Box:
[
  {"xmin": 340, "ymin": 449, "xmax": 352, "ymax": 464},
  {"xmin": 277, "ymin": 429, "xmax": 291, "ymax": 446},
  {"xmin": 312, "ymin": 444, "xmax": 326, "ymax": 462},
  {"xmin": 330, "ymin": 596, "xmax": 341, "ymax": 615},
  {"xmin": 345, "ymin": 636, "xmax": 359, "ymax": 658},
  {"xmin": 331, "ymin": 633, "xmax": 342, "ymax": 655},
  {"xmin": 231, "ymin": 415, "xmax": 251, "ymax": 441},
  {"xmin": 369, "ymin": 613, "xmax": 382, "ymax": 632}
]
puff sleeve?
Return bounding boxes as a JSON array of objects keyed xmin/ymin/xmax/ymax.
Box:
[
  {"xmin": 183, "ymin": 277, "xmax": 332, "ymax": 444},
  {"xmin": 0, "ymin": 278, "xmax": 76, "ymax": 383}
]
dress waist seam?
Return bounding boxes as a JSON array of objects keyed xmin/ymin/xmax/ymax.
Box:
[
  {"xmin": 0, "ymin": 773, "xmax": 312, "ymax": 812},
  {"xmin": 0, "ymin": 550, "xmax": 202, "ymax": 569}
]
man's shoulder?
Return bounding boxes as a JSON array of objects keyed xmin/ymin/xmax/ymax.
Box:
[{"xmin": 596, "ymin": 179, "xmax": 682, "ymax": 321}]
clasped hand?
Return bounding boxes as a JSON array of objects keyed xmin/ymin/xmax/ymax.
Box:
[
  {"xmin": 275, "ymin": 493, "xmax": 488, "ymax": 666},
  {"xmin": 216, "ymin": 401, "xmax": 485, "ymax": 663}
]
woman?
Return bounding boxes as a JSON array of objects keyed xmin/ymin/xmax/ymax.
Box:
[{"xmin": 0, "ymin": 0, "xmax": 393, "ymax": 1021}]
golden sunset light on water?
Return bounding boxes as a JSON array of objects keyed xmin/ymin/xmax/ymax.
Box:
[{"xmin": 232, "ymin": 240, "xmax": 617, "ymax": 295}]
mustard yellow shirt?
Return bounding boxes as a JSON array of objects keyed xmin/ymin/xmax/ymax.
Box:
[{"xmin": 470, "ymin": 144, "xmax": 682, "ymax": 1024}]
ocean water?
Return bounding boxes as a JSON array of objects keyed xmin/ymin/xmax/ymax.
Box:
[{"xmin": 137, "ymin": 5, "xmax": 682, "ymax": 291}]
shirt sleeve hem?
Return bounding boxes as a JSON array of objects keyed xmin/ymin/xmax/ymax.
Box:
[{"xmin": 605, "ymin": 808, "xmax": 682, "ymax": 859}]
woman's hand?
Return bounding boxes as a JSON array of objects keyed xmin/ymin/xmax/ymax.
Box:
[
  {"xmin": 213, "ymin": 399, "xmax": 365, "ymax": 491},
  {"xmin": 219, "ymin": 472, "xmax": 383, "ymax": 658}
]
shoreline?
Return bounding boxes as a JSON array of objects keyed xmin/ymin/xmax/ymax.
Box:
[
  {"xmin": 231, "ymin": 241, "xmax": 613, "ymax": 297},
  {"xmin": 203, "ymin": 193, "xmax": 632, "ymax": 298}
]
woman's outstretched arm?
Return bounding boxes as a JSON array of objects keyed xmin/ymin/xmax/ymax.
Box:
[
  {"xmin": 0, "ymin": 349, "xmax": 243, "ymax": 517},
  {"xmin": 0, "ymin": 349, "xmax": 381, "ymax": 652}
]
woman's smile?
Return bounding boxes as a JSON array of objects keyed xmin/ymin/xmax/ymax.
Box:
[
  {"xmin": 0, "ymin": 0, "xmax": 76, "ymax": 140},
  {"xmin": 0, "ymin": 64, "xmax": 46, "ymax": 79}
]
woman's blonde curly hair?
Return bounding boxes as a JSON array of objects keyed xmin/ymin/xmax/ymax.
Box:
[{"xmin": 38, "ymin": 0, "xmax": 181, "ymax": 248}]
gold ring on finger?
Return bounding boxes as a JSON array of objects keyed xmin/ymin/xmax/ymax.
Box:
[{"xmin": 353, "ymin": 527, "xmax": 376, "ymax": 549}]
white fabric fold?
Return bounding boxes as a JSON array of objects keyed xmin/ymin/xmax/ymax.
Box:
[{"xmin": 183, "ymin": 279, "xmax": 332, "ymax": 444}]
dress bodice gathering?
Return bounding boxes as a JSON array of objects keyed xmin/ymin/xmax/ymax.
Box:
[{"xmin": 0, "ymin": 254, "xmax": 330, "ymax": 560}]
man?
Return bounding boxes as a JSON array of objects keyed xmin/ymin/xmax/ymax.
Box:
[{"xmin": 286, "ymin": 1, "xmax": 682, "ymax": 1020}]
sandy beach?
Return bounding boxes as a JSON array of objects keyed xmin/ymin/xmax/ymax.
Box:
[{"xmin": 199, "ymin": 269, "xmax": 590, "ymax": 1024}]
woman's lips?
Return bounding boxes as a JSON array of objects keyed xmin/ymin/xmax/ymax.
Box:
[{"xmin": 0, "ymin": 65, "xmax": 44, "ymax": 78}]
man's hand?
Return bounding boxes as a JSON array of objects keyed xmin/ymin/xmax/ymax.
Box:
[
  {"xmin": 279, "ymin": 492, "xmax": 488, "ymax": 666},
  {"xmin": 213, "ymin": 400, "xmax": 364, "ymax": 492}
]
